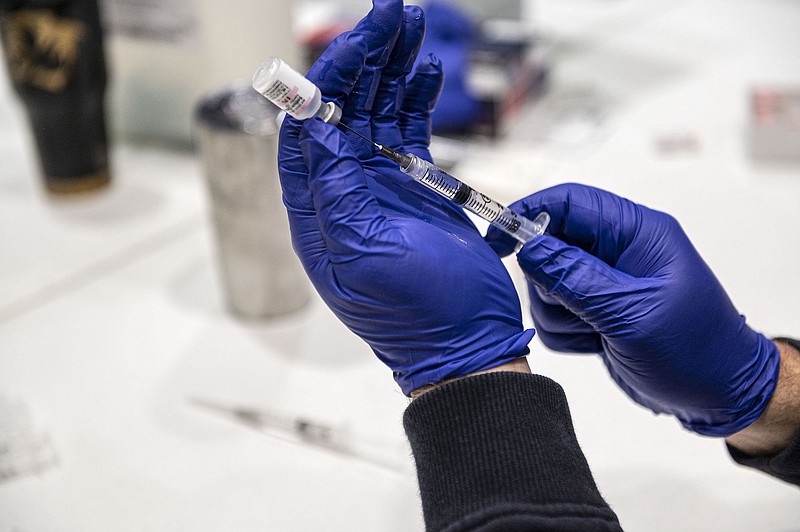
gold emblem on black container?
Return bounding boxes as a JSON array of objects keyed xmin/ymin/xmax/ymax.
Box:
[{"xmin": 2, "ymin": 10, "xmax": 86, "ymax": 92}]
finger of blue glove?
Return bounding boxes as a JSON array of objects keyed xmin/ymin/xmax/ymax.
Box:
[
  {"xmin": 487, "ymin": 183, "xmax": 642, "ymax": 266},
  {"xmin": 299, "ymin": 118, "xmax": 400, "ymax": 262},
  {"xmin": 341, "ymin": 0, "xmax": 404, "ymax": 158},
  {"xmin": 527, "ymin": 285, "xmax": 602, "ymax": 353},
  {"xmin": 355, "ymin": 0, "xmax": 405, "ymax": 96},
  {"xmin": 370, "ymin": 5, "xmax": 426, "ymax": 150},
  {"xmin": 516, "ymin": 234, "xmax": 641, "ymax": 319},
  {"xmin": 519, "ymin": 235, "xmax": 608, "ymax": 352},
  {"xmin": 278, "ymin": 31, "xmax": 368, "ymax": 179},
  {"xmin": 399, "ymin": 53, "xmax": 444, "ymax": 160},
  {"xmin": 534, "ymin": 325, "xmax": 604, "ymax": 354},
  {"xmin": 279, "ymin": 32, "xmax": 368, "ymax": 173},
  {"xmin": 485, "ymin": 223, "xmax": 521, "ymax": 257},
  {"xmin": 389, "ymin": 51, "xmax": 477, "ymax": 228},
  {"xmin": 279, "ymin": 31, "xmax": 369, "ymax": 164},
  {"xmin": 306, "ymin": 32, "xmax": 370, "ymax": 106},
  {"xmin": 278, "ymin": 34, "xmax": 369, "ymax": 265}
]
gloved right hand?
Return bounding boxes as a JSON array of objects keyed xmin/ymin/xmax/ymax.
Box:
[{"xmin": 486, "ymin": 184, "xmax": 780, "ymax": 437}]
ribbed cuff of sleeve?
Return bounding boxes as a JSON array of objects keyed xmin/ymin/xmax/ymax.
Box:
[{"xmin": 403, "ymin": 372, "xmax": 622, "ymax": 531}]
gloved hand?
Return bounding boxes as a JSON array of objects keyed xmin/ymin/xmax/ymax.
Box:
[
  {"xmin": 487, "ymin": 184, "xmax": 780, "ymax": 436},
  {"xmin": 414, "ymin": 0, "xmax": 480, "ymax": 133},
  {"xmin": 277, "ymin": 0, "xmax": 534, "ymax": 395}
]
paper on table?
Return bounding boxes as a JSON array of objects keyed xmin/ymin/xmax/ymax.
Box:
[{"xmin": 0, "ymin": 394, "xmax": 59, "ymax": 483}]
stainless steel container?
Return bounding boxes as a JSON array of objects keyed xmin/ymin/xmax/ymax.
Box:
[{"xmin": 195, "ymin": 85, "xmax": 309, "ymax": 318}]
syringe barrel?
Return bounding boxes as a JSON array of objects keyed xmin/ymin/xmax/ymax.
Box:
[{"xmin": 400, "ymin": 155, "xmax": 549, "ymax": 243}]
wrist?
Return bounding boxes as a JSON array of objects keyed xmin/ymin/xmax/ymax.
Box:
[
  {"xmin": 725, "ymin": 339, "xmax": 800, "ymax": 455},
  {"xmin": 409, "ymin": 357, "xmax": 531, "ymax": 399}
]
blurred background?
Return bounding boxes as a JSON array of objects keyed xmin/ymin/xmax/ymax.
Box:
[{"xmin": 0, "ymin": 0, "xmax": 798, "ymax": 530}]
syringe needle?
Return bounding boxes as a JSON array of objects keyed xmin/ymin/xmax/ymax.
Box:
[
  {"xmin": 335, "ymin": 121, "xmax": 392, "ymax": 156},
  {"xmin": 336, "ymin": 121, "xmax": 380, "ymax": 149},
  {"xmin": 336, "ymin": 122, "xmax": 413, "ymax": 166}
]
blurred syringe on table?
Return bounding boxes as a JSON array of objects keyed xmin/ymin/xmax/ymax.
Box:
[{"xmin": 189, "ymin": 397, "xmax": 407, "ymax": 472}]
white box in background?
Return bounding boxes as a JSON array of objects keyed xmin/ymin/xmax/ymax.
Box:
[
  {"xmin": 747, "ymin": 87, "xmax": 800, "ymax": 164},
  {"xmin": 102, "ymin": 0, "xmax": 300, "ymax": 146}
]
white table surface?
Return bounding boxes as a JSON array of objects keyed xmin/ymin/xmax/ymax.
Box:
[{"xmin": 1, "ymin": 0, "xmax": 798, "ymax": 530}]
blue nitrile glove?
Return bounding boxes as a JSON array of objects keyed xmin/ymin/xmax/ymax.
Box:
[
  {"xmin": 486, "ymin": 184, "xmax": 780, "ymax": 436},
  {"xmin": 277, "ymin": 0, "xmax": 534, "ymax": 395},
  {"xmin": 414, "ymin": 0, "xmax": 480, "ymax": 133}
]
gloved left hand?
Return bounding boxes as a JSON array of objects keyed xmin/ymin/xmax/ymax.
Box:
[
  {"xmin": 277, "ymin": 0, "xmax": 533, "ymax": 395},
  {"xmin": 486, "ymin": 184, "xmax": 780, "ymax": 436}
]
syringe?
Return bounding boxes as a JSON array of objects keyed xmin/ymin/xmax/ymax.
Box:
[
  {"xmin": 253, "ymin": 57, "xmax": 549, "ymax": 244},
  {"xmin": 189, "ymin": 397, "xmax": 407, "ymax": 472},
  {"xmin": 189, "ymin": 397, "xmax": 348, "ymax": 451},
  {"xmin": 339, "ymin": 122, "xmax": 550, "ymax": 243}
]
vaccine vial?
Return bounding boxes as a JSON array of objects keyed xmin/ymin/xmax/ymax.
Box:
[{"xmin": 252, "ymin": 57, "xmax": 342, "ymax": 125}]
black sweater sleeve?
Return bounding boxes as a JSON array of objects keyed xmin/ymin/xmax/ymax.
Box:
[
  {"xmin": 727, "ymin": 432, "xmax": 800, "ymax": 486},
  {"xmin": 402, "ymin": 372, "xmax": 622, "ymax": 531},
  {"xmin": 725, "ymin": 337, "xmax": 800, "ymax": 487}
]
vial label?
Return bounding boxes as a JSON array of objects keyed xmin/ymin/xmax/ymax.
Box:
[{"xmin": 263, "ymin": 79, "xmax": 308, "ymax": 115}]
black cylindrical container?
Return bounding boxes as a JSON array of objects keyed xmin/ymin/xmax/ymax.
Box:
[{"xmin": 0, "ymin": 0, "xmax": 109, "ymax": 194}]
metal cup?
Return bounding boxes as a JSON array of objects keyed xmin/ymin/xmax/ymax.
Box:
[{"xmin": 195, "ymin": 85, "xmax": 309, "ymax": 318}]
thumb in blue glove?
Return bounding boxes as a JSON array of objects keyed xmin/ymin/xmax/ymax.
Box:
[{"xmin": 488, "ymin": 183, "xmax": 780, "ymax": 436}]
